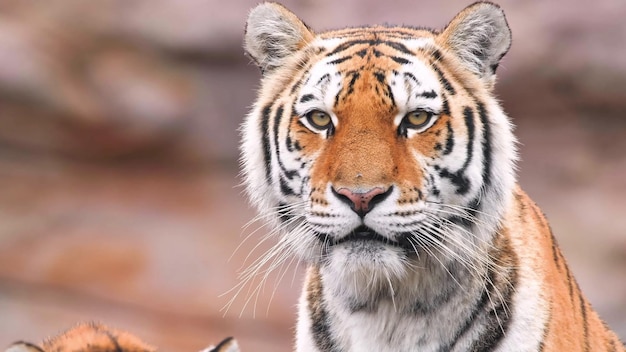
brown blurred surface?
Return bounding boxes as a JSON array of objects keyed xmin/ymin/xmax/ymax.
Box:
[{"xmin": 1, "ymin": 0, "xmax": 625, "ymax": 350}]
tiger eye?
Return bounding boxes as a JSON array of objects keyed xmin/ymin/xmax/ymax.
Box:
[
  {"xmin": 306, "ymin": 110, "xmax": 332, "ymax": 129},
  {"xmin": 406, "ymin": 110, "xmax": 430, "ymax": 127}
]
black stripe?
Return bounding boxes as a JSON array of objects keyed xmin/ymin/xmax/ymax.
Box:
[
  {"xmin": 391, "ymin": 56, "xmax": 410, "ymax": 64},
  {"xmin": 271, "ymin": 106, "xmax": 284, "ymax": 181},
  {"xmin": 210, "ymin": 337, "xmax": 235, "ymax": 352},
  {"xmin": 9, "ymin": 342, "xmax": 44, "ymax": 352},
  {"xmin": 273, "ymin": 105, "xmax": 298, "ymax": 196},
  {"xmin": 104, "ymin": 330, "xmax": 124, "ymax": 352},
  {"xmin": 431, "ymin": 49, "xmax": 443, "ymax": 62},
  {"xmin": 447, "ymin": 197, "xmax": 480, "ymax": 228},
  {"xmin": 580, "ymin": 291, "xmax": 590, "ymax": 352},
  {"xmin": 383, "ymin": 28, "xmax": 434, "ymax": 38},
  {"xmin": 443, "ymin": 121, "xmax": 454, "ymax": 155},
  {"xmin": 383, "ymin": 40, "xmax": 413, "ymax": 55},
  {"xmin": 566, "ymin": 261, "xmax": 576, "ymax": 309},
  {"xmin": 461, "ymin": 106, "xmax": 476, "ymax": 169},
  {"xmin": 438, "ymin": 168, "xmax": 470, "ymax": 195},
  {"xmin": 376, "ymin": 70, "xmax": 395, "ymax": 107},
  {"xmin": 332, "ymin": 71, "xmax": 362, "ymax": 108},
  {"xmin": 386, "ymin": 83, "xmax": 396, "ymax": 106},
  {"xmin": 529, "ymin": 200, "xmax": 563, "ymax": 273},
  {"xmin": 277, "ymin": 202, "xmax": 293, "ymax": 223},
  {"xmin": 432, "ymin": 64, "xmax": 456, "ymax": 95},
  {"xmin": 467, "ymin": 280, "xmax": 516, "ymax": 351},
  {"xmin": 285, "ymin": 111, "xmax": 296, "ymax": 152},
  {"xmin": 549, "ymin": 228, "xmax": 562, "ymax": 272},
  {"xmin": 490, "ymin": 52, "xmax": 507, "ymax": 74},
  {"xmin": 442, "ymin": 266, "xmax": 498, "ymax": 352},
  {"xmin": 289, "ymin": 67, "xmax": 311, "ymax": 95},
  {"xmin": 606, "ymin": 331, "xmax": 625, "ymax": 351},
  {"xmin": 452, "ymin": 245, "xmax": 517, "ymax": 351},
  {"xmin": 374, "ymin": 71, "xmax": 386, "ymax": 84},
  {"xmin": 326, "ymin": 39, "xmax": 371, "ymax": 57},
  {"xmin": 300, "ymin": 94, "xmax": 315, "ymax": 103},
  {"xmin": 308, "ymin": 273, "xmax": 341, "ymax": 352},
  {"xmin": 441, "ymin": 95, "xmax": 451, "ymax": 115},
  {"xmin": 334, "ymin": 86, "xmax": 343, "ymax": 107},
  {"xmin": 607, "ymin": 336, "xmax": 617, "ymax": 352},
  {"xmin": 417, "ymin": 90, "xmax": 437, "ymax": 99},
  {"xmin": 403, "ymin": 72, "xmax": 421, "ymax": 87},
  {"xmin": 411, "ymin": 278, "xmax": 459, "ymax": 315},
  {"xmin": 286, "ymin": 130, "xmax": 302, "ymax": 152},
  {"xmin": 346, "ymin": 71, "xmax": 361, "ymax": 96},
  {"xmin": 439, "ymin": 107, "xmax": 476, "ymax": 195},
  {"xmin": 326, "ymin": 38, "xmax": 416, "ymax": 58},
  {"xmin": 289, "ymin": 80, "xmax": 302, "ymax": 95},
  {"xmin": 329, "ymin": 56, "xmax": 350, "ymax": 65},
  {"xmin": 317, "ymin": 73, "xmax": 331, "ymax": 85},
  {"xmin": 477, "ymin": 102, "xmax": 493, "ymax": 188},
  {"xmin": 279, "ymin": 175, "xmax": 295, "ymax": 196},
  {"xmin": 261, "ymin": 104, "xmax": 273, "ymax": 183}
]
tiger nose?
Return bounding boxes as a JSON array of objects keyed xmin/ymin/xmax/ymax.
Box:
[{"xmin": 331, "ymin": 186, "xmax": 393, "ymax": 217}]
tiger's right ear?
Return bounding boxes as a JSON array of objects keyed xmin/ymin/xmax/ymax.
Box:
[
  {"xmin": 244, "ymin": 2, "xmax": 314, "ymax": 74},
  {"xmin": 439, "ymin": 2, "xmax": 511, "ymax": 85}
]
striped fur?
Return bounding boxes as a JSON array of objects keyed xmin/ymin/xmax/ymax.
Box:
[
  {"xmin": 5, "ymin": 323, "xmax": 239, "ymax": 352},
  {"xmin": 241, "ymin": 2, "xmax": 625, "ymax": 351}
]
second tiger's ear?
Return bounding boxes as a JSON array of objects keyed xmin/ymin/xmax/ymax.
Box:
[
  {"xmin": 5, "ymin": 342, "xmax": 45, "ymax": 352},
  {"xmin": 244, "ymin": 2, "xmax": 314, "ymax": 74},
  {"xmin": 199, "ymin": 337, "xmax": 239, "ymax": 352},
  {"xmin": 439, "ymin": 2, "xmax": 511, "ymax": 83}
]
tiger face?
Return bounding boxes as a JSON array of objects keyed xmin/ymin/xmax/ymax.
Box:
[{"xmin": 241, "ymin": 2, "xmax": 516, "ymax": 295}]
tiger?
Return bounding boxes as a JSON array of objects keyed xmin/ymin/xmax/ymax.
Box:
[
  {"xmin": 5, "ymin": 323, "xmax": 239, "ymax": 352},
  {"xmin": 240, "ymin": 1, "xmax": 626, "ymax": 351}
]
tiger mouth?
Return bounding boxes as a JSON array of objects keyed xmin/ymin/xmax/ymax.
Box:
[{"xmin": 316, "ymin": 225, "xmax": 415, "ymax": 251}]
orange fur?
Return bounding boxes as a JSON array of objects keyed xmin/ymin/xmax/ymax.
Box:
[
  {"xmin": 6, "ymin": 323, "xmax": 154, "ymax": 352},
  {"xmin": 5, "ymin": 323, "xmax": 239, "ymax": 352},
  {"xmin": 506, "ymin": 190, "xmax": 625, "ymax": 351}
]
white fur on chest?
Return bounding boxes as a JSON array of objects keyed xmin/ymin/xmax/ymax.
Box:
[
  {"xmin": 295, "ymin": 250, "xmax": 548, "ymax": 352},
  {"xmin": 329, "ymin": 300, "xmax": 450, "ymax": 352},
  {"xmin": 296, "ymin": 263, "xmax": 479, "ymax": 352}
]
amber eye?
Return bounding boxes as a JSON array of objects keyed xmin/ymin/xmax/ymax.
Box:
[
  {"xmin": 305, "ymin": 110, "xmax": 333, "ymax": 130},
  {"xmin": 404, "ymin": 110, "xmax": 432, "ymax": 128}
]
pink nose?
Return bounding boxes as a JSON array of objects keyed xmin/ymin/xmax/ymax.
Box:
[{"xmin": 332, "ymin": 186, "xmax": 393, "ymax": 217}]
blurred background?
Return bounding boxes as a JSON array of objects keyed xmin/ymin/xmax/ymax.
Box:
[{"xmin": 0, "ymin": 0, "xmax": 625, "ymax": 351}]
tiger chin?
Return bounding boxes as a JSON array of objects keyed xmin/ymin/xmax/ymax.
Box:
[{"xmin": 241, "ymin": 1, "xmax": 625, "ymax": 352}]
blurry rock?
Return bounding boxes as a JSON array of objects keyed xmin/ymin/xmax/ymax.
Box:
[{"xmin": 0, "ymin": 1, "xmax": 194, "ymax": 158}]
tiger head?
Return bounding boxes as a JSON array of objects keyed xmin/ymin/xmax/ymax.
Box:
[{"xmin": 241, "ymin": 2, "xmax": 517, "ymax": 296}]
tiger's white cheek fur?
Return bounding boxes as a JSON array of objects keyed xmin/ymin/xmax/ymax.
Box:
[
  {"xmin": 241, "ymin": 58, "xmax": 343, "ymax": 232},
  {"xmin": 240, "ymin": 116, "xmax": 278, "ymax": 226}
]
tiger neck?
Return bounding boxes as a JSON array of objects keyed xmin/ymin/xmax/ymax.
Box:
[
  {"xmin": 317, "ymin": 249, "xmax": 488, "ymax": 314},
  {"xmin": 303, "ymin": 226, "xmax": 518, "ymax": 350}
]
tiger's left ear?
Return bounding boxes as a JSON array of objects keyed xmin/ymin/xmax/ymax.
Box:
[
  {"xmin": 439, "ymin": 2, "xmax": 511, "ymax": 84},
  {"xmin": 244, "ymin": 2, "xmax": 314, "ymax": 74}
]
